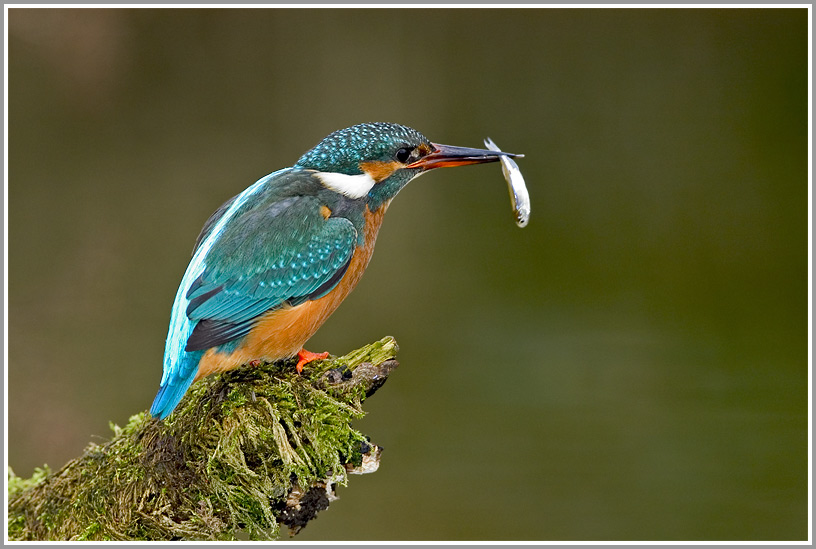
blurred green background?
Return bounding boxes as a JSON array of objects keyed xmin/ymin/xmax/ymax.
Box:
[{"xmin": 7, "ymin": 7, "xmax": 808, "ymax": 541}]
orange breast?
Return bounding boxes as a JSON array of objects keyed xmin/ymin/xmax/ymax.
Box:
[{"xmin": 195, "ymin": 204, "xmax": 389, "ymax": 380}]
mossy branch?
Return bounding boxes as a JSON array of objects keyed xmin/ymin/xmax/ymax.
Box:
[{"xmin": 7, "ymin": 336, "xmax": 400, "ymax": 541}]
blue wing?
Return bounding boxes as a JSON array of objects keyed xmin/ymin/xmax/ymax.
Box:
[
  {"xmin": 151, "ymin": 171, "xmax": 357, "ymax": 418},
  {"xmin": 184, "ymin": 207, "xmax": 356, "ymax": 351}
]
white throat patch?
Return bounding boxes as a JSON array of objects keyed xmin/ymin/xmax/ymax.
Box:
[{"xmin": 315, "ymin": 171, "xmax": 376, "ymax": 199}]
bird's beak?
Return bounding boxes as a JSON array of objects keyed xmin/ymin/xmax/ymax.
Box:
[{"xmin": 405, "ymin": 143, "xmax": 524, "ymax": 170}]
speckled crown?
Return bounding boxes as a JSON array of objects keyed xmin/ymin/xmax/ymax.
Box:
[{"xmin": 295, "ymin": 122, "xmax": 431, "ymax": 175}]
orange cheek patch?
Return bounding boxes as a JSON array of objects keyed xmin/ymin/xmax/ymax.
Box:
[{"xmin": 359, "ymin": 160, "xmax": 402, "ymax": 183}]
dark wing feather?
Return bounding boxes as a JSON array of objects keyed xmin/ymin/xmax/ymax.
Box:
[
  {"xmin": 192, "ymin": 194, "xmax": 238, "ymax": 255},
  {"xmin": 182, "ymin": 195, "xmax": 357, "ymax": 352}
]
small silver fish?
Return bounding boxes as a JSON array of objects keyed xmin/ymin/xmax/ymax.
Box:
[{"xmin": 484, "ymin": 137, "xmax": 530, "ymax": 228}]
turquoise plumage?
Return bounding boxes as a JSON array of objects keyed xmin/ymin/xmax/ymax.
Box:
[
  {"xmin": 151, "ymin": 170, "xmax": 361, "ymax": 418},
  {"xmin": 150, "ymin": 122, "xmax": 522, "ymax": 419}
]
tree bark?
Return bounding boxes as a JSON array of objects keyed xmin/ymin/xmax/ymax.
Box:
[{"xmin": 7, "ymin": 337, "xmax": 400, "ymax": 541}]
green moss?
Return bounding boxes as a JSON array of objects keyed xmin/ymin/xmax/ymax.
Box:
[
  {"xmin": 8, "ymin": 337, "xmax": 398, "ymax": 541},
  {"xmin": 8, "ymin": 465, "xmax": 51, "ymax": 498},
  {"xmin": 76, "ymin": 522, "xmax": 102, "ymax": 541}
]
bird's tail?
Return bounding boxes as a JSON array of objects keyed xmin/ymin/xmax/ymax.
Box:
[{"xmin": 150, "ymin": 350, "xmax": 203, "ymax": 419}]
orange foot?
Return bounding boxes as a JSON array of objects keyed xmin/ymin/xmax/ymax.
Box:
[{"xmin": 295, "ymin": 349, "xmax": 329, "ymax": 374}]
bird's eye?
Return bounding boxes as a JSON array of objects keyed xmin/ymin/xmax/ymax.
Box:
[{"xmin": 395, "ymin": 147, "xmax": 413, "ymax": 163}]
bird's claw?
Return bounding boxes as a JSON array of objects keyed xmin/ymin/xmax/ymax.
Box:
[{"xmin": 295, "ymin": 349, "xmax": 330, "ymax": 373}]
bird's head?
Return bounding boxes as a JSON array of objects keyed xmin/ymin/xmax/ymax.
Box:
[{"xmin": 295, "ymin": 122, "xmax": 522, "ymax": 210}]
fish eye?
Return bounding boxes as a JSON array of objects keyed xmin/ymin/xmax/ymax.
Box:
[{"xmin": 395, "ymin": 147, "xmax": 413, "ymax": 163}]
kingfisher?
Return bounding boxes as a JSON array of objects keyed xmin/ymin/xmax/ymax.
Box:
[{"xmin": 150, "ymin": 122, "xmax": 522, "ymax": 419}]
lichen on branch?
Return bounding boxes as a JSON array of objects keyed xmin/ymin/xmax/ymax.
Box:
[{"xmin": 7, "ymin": 336, "xmax": 399, "ymax": 541}]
